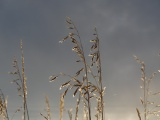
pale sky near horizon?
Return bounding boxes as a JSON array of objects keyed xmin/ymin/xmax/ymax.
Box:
[{"xmin": 1, "ymin": 0, "xmax": 160, "ymax": 120}]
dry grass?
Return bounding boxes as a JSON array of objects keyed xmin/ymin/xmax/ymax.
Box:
[
  {"xmin": 0, "ymin": 89, "xmax": 9, "ymax": 120},
  {"xmin": 9, "ymin": 41, "xmax": 29, "ymax": 120},
  {"xmin": 40, "ymin": 96, "xmax": 52, "ymax": 120},
  {"xmin": 50, "ymin": 17, "xmax": 105, "ymax": 120},
  {"xmin": 4, "ymin": 18, "xmax": 160, "ymax": 120},
  {"xmin": 60, "ymin": 94, "xmax": 64, "ymax": 120},
  {"xmin": 134, "ymin": 55, "xmax": 160, "ymax": 120},
  {"xmin": 82, "ymin": 100, "xmax": 88, "ymax": 120},
  {"xmin": 68, "ymin": 108, "xmax": 73, "ymax": 120},
  {"xmin": 1, "ymin": 17, "xmax": 105, "ymax": 120}
]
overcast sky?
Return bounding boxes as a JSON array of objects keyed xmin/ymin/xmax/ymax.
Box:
[{"xmin": 1, "ymin": 0, "xmax": 160, "ymax": 120}]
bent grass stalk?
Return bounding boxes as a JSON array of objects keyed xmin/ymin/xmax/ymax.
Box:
[{"xmin": 50, "ymin": 17, "xmax": 105, "ymax": 120}]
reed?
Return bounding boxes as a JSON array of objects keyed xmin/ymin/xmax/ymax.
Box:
[
  {"xmin": 134, "ymin": 55, "xmax": 160, "ymax": 120},
  {"xmin": 40, "ymin": 96, "xmax": 52, "ymax": 120},
  {"xmin": 2, "ymin": 17, "xmax": 160, "ymax": 120},
  {"xmin": 1, "ymin": 18, "xmax": 106, "ymax": 120},
  {"xmin": 9, "ymin": 41, "xmax": 29, "ymax": 120},
  {"xmin": 49, "ymin": 17, "xmax": 105, "ymax": 120},
  {"xmin": 0, "ymin": 89, "xmax": 9, "ymax": 120}
]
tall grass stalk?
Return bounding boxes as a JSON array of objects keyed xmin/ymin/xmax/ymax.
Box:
[
  {"xmin": 134, "ymin": 55, "xmax": 160, "ymax": 120},
  {"xmin": 40, "ymin": 96, "xmax": 52, "ymax": 120},
  {"xmin": 60, "ymin": 94, "xmax": 64, "ymax": 120},
  {"xmin": 50, "ymin": 17, "xmax": 105, "ymax": 120},
  {"xmin": 10, "ymin": 41, "xmax": 29, "ymax": 120},
  {"xmin": 0, "ymin": 89, "xmax": 9, "ymax": 120}
]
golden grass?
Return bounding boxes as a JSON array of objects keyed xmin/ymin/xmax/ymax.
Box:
[
  {"xmin": 40, "ymin": 96, "xmax": 52, "ymax": 120},
  {"xmin": 4, "ymin": 17, "xmax": 160, "ymax": 120},
  {"xmin": 9, "ymin": 41, "xmax": 29, "ymax": 120},
  {"xmin": 60, "ymin": 94, "xmax": 64, "ymax": 120},
  {"xmin": 50, "ymin": 17, "xmax": 105, "ymax": 120},
  {"xmin": 134, "ymin": 55, "xmax": 160, "ymax": 120},
  {"xmin": 0, "ymin": 89, "xmax": 9, "ymax": 120},
  {"xmin": 3, "ymin": 17, "xmax": 105, "ymax": 120}
]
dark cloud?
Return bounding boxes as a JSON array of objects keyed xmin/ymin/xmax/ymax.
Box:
[{"xmin": 1, "ymin": 0, "xmax": 160, "ymax": 119}]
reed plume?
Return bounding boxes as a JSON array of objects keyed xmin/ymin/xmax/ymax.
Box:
[
  {"xmin": 134, "ymin": 55, "xmax": 160, "ymax": 120},
  {"xmin": 9, "ymin": 41, "xmax": 29, "ymax": 120},
  {"xmin": 0, "ymin": 89, "xmax": 9, "ymax": 120},
  {"xmin": 50, "ymin": 17, "xmax": 105, "ymax": 120}
]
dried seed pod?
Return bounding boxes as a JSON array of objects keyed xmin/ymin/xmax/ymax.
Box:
[
  {"xmin": 76, "ymin": 60, "xmax": 81, "ymax": 62},
  {"xmin": 75, "ymin": 68, "xmax": 84, "ymax": 77},
  {"xmin": 63, "ymin": 88, "xmax": 69, "ymax": 97},
  {"xmin": 66, "ymin": 19, "xmax": 72, "ymax": 24},
  {"xmin": 49, "ymin": 75, "xmax": 58, "ymax": 82},
  {"xmin": 90, "ymin": 39, "xmax": 97, "ymax": 42},
  {"xmin": 73, "ymin": 87, "xmax": 79, "ymax": 97},
  {"xmin": 61, "ymin": 81, "xmax": 70, "ymax": 88},
  {"xmin": 68, "ymin": 27, "xmax": 74, "ymax": 29}
]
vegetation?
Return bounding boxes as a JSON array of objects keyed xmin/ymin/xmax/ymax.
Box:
[
  {"xmin": 0, "ymin": 18, "xmax": 160, "ymax": 120},
  {"xmin": 0, "ymin": 18, "xmax": 105, "ymax": 120},
  {"xmin": 134, "ymin": 56, "xmax": 160, "ymax": 120},
  {"xmin": 49, "ymin": 17, "xmax": 105, "ymax": 120}
]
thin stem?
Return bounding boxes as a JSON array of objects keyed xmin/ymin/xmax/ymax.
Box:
[
  {"xmin": 20, "ymin": 41, "xmax": 29, "ymax": 120},
  {"xmin": 143, "ymin": 66, "xmax": 146, "ymax": 120},
  {"xmin": 95, "ymin": 28, "xmax": 104, "ymax": 120},
  {"xmin": 71, "ymin": 21, "xmax": 91, "ymax": 120},
  {"xmin": 87, "ymin": 64, "xmax": 100, "ymax": 91}
]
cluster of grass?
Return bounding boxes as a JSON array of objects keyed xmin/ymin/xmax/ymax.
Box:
[
  {"xmin": 134, "ymin": 56, "xmax": 160, "ymax": 120},
  {"xmin": 0, "ymin": 18, "xmax": 105, "ymax": 120},
  {"xmin": 0, "ymin": 18, "xmax": 160, "ymax": 120}
]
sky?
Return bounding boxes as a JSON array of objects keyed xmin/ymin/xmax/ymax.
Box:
[{"xmin": 1, "ymin": 0, "xmax": 160, "ymax": 120}]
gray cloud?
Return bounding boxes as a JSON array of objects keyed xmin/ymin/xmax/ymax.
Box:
[{"xmin": 1, "ymin": 0, "xmax": 160, "ymax": 119}]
